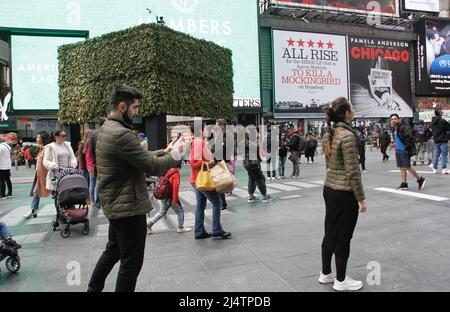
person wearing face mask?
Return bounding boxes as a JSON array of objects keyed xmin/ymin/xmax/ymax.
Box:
[{"xmin": 87, "ymin": 85, "xmax": 181, "ymax": 293}]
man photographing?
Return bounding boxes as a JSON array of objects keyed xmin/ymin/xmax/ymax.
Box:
[{"xmin": 88, "ymin": 85, "xmax": 181, "ymax": 292}]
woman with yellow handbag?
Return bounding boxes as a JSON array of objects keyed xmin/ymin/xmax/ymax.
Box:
[{"xmin": 189, "ymin": 125, "xmax": 231, "ymax": 240}]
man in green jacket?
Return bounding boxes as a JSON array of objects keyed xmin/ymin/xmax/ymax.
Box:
[{"xmin": 88, "ymin": 85, "xmax": 180, "ymax": 292}]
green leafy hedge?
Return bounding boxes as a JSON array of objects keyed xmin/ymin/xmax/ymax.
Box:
[{"xmin": 58, "ymin": 23, "xmax": 234, "ymax": 124}]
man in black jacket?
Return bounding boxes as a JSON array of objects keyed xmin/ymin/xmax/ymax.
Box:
[
  {"xmin": 390, "ymin": 114, "xmax": 426, "ymax": 191},
  {"xmin": 431, "ymin": 109, "xmax": 450, "ymax": 175}
]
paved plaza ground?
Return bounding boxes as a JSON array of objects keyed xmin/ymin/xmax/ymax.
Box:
[{"xmin": 1, "ymin": 149, "xmax": 450, "ymax": 292}]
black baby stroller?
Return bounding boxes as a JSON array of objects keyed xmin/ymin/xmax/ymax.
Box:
[{"xmin": 52, "ymin": 168, "xmax": 90, "ymax": 238}]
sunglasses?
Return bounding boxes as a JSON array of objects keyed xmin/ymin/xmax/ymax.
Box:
[{"xmin": 59, "ymin": 134, "xmax": 67, "ymax": 138}]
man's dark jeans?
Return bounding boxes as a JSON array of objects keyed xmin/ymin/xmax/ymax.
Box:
[{"xmin": 88, "ymin": 214, "xmax": 147, "ymax": 292}]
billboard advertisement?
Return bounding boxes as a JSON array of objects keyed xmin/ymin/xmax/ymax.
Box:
[
  {"xmin": 1, "ymin": 0, "xmax": 260, "ymax": 110},
  {"xmin": 403, "ymin": 0, "xmax": 440, "ymax": 13},
  {"xmin": 271, "ymin": 0, "xmax": 399, "ymax": 17},
  {"xmin": 273, "ymin": 30, "xmax": 348, "ymax": 118},
  {"xmin": 348, "ymin": 36, "xmax": 413, "ymax": 118},
  {"xmin": 416, "ymin": 18, "xmax": 450, "ymax": 96}
]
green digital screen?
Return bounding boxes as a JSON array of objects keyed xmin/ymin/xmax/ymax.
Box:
[
  {"xmin": 1, "ymin": 0, "xmax": 261, "ymax": 110},
  {"xmin": 11, "ymin": 36, "xmax": 84, "ymax": 110}
]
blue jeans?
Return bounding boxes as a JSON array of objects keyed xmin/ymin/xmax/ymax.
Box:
[
  {"xmin": 89, "ymin": 169, "xmax": 100, "ymax": 207},
  {"xmin": 149, "ymin": 199, "xmax": 185, "ymax": 228},
  {"xmin": 192, "ymin": 184, "xmax": 224, "ymax": 237},
  {"xmin": 0, "ymin": 221, "xmax": 11, "ymax": 240},
  {"xmin": 31, "ymin": 185, "xmax": 40, "ymax": 211},
  {"xmin": 433, "ymin": 143, "xmax": 448, "ymax": 170}
]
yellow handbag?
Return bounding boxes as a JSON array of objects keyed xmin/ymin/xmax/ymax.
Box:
[{"xmin": 195, "ymin": 162, "xmax": 216, "ymax": 191}]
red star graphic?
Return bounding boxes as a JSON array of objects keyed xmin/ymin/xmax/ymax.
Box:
[
  {"xmin": 287, "ymin": 38, "xmax": 295, "ymax": 46},
  {"xmin": 327, "ymin": 40, "xmax": 334, "ymax": 49},
  {"xmin": 307, "ymin": 39, "xmax": 315, "ymax": 48},
  {"xmin": 297, "ymin": 39, "xmax": 305, "ymax": 47},
  {"xmin": 317, "ymin": 40, "xmax": 325, "ymax": 49}
]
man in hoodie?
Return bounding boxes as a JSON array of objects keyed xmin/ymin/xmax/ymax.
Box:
[
  {"xmin": 0, "ymin": 137, "xmax": 12, "ymax": 199},
  {"xmin": 431, "ymin": 109, "xmax": 450, "ymax": 175}
]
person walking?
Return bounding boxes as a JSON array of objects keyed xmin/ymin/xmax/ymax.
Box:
[
  {"xmin": 305, "ymin": 133, "xmax": 318, "ymax": 164},
  {"xmin": 278, "ymin": 131, "xmax": 288, "ymax": 178},
  {"xmin": 319, "ymin": 97, "xmax": 367, "ymax": 292},
  {"xmin": 389, "ymin": 114, "xmax": 426, "ymax": 191},
  {"xmin": 431, "ymin": 109, "xmax": 450, "ymax": 174},
  {"xmin": 243, "ymin": 131, "xmax": 274, "ymax": 203},
  {"xmin": 87, "ymin": 85, "xmax": 180, "ymax": 292},
  {"xmin": 287, "ymin": 128, "xmax": 305, "ymax": 178},
  {"xmin": 264, "ymin": 128, "xmax": 278, "ymax": 180},
  {"xmin": 379, "ymin": 129, "xmax": 391, "ymax": 162},
  {"xmin": 23, "ymin": 131, "xmax": 51, "ymax": 219},
  {"xmin": 83, "ymin": 130, "xmax": 98, "ymax": 208},
  {"xmin": 43, "ymin": 129, "xmax": 78, "ymax": 225},
  {"xmin": 0, "ymin": 138, "xmax": 13, "ymax": 199},
  {"xmin": 147, "ymin": 163, "xmax": 191, "ymax": 234},
  {"xmin": 190, "ymin": 125, "xmax": 231, "ymax": 240},
  {"xmin": 356, "ymin": 129, "xmax": 368, "ymax": 173},
  {"xmin": 90, "ymin": 117, "xmax": 107, "ymax": 209},
  {"xmin": 77, "ymin": 130, "xmax": 91, "ymax": 190},
  {"xmin": 413, "ymin": 120, "xmax": 432, "ymax": 166}
]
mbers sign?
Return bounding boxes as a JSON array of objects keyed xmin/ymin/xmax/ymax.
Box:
[{"xmin": 1, "ymin": 0, "xmax": 260, "ymax": 111}]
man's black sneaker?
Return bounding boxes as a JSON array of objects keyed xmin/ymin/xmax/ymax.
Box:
[
  {"xmin": 418, "ymin": 177, "xmax": 426, "ymax": 191},
  {"xmin": 397, "ymin": 183, "xmax": 408, "ymax": 190},
  {"xmin": 195, "ymin": 232, "xmax": 212, "ymax": 240},
  {"xmin": 221, "ymin": 207, "xmax": 228, "ymax": 212},
  {"xmin": 213, "ymin": 232, "xmax": 232, "ymax": 239}
]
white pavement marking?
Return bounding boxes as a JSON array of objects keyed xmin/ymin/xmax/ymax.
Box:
[
  {"xmin": 265, "ymin": 183, "xmax": 299, "ymax": 192},
  {"xmin": 388, "ymin": 170, "xmax": 438, "ymax": 175},
  {"xmin": 13, "ymin": 232, "xmax": 48, "ymax": 244},
  {"xmin": 283, "ymin": 181, "xmax": 320, "ymax": 188},
  {"xmin": 280, "ymin": 195, "xmax": 303, "ymax": 200},
  {"xmin": 265, "ymin": 187, "xmax": 282, "ymax": 194},
  {"xmin": 179, "ymin": 191, "xmax": 197, "ymax": 206},
  {"xmin": 230, "ymin": 187, "xmax": 250, "ymax": 198},
  {"xmin": 374, "ymin": 188, "xmax": 450, "ymax": 202},
  {"xmin": 96, "ymin": 224, "xmax": 109, "ymax": 236},
  {"xmin": 308, "ymin": 180, "xmax": 324, "ymax": 185}
]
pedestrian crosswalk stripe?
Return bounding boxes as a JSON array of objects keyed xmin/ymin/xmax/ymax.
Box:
[
  {"xmin": 179, "ymin": 191, "xmax": 197, "ymax": 206},
  {"xmin": 265, "ymin": 183, "xmax": 299, "ymax": 192},
  {"xmin": 230, "ymin": 187, "xmax": 250, "ymax": 198},
  {"xmin": 14, "ymin": 232, "xmax": 48, "ymax": 245},
  {"xmin": 265, "ymin": 187, "xmax": 282, "ymax": 194},
  {"xmin": 308, "ymin": 180, "xmax": 324, "ymax": 185},
  {"xmin": 388, "ymin": 170, "xmax": 441, "ymax": 175},
  {"xmin": 283, "ymin": 181, "xmax": 320, "ymax": 188},
  {"xmin": 374, "ymin": 187, "xmax": 449, "ymax": 202},
  {"xmin": 96, "ymin": 224, "xmax": 109, "ymax": 236},
  {"xmin": 280, "ymin": 195, "xmax": 303, "ymax": 200}
]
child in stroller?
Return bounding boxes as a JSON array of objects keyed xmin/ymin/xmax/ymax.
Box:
[
  {"xmin": 52, "ymin": 168, "xmax": 90, "ymax": 238},
  {"xmin": 0, "ymin": 220, "xmax": 21, "ymax": 274}
]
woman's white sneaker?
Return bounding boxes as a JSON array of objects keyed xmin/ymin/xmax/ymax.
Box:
[
  {"xmin": 333, "ymin": 276, "xmax": 363, "ymax": 291},
  {"xmin": 318, "ymin": 272, "xmax": 334, "ymax": 284}
]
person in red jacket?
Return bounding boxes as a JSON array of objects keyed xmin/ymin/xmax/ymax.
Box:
[{"xmin": 146, "ymin": 163, "xmax": 191, "ymax": 234}]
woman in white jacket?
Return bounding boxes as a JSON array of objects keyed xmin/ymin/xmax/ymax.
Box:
[
  {"xmin": 43, "ymin": 130, "xmax": 78, "ymax": 227},
  {"xmin": 43, "ymin": 130, "xmax": 78, "ymax": 191}
]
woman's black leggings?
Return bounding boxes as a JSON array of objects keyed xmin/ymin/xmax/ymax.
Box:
[{"xmin": 321, "ymin": 186, "xmax": 359, "ymax": 282}]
